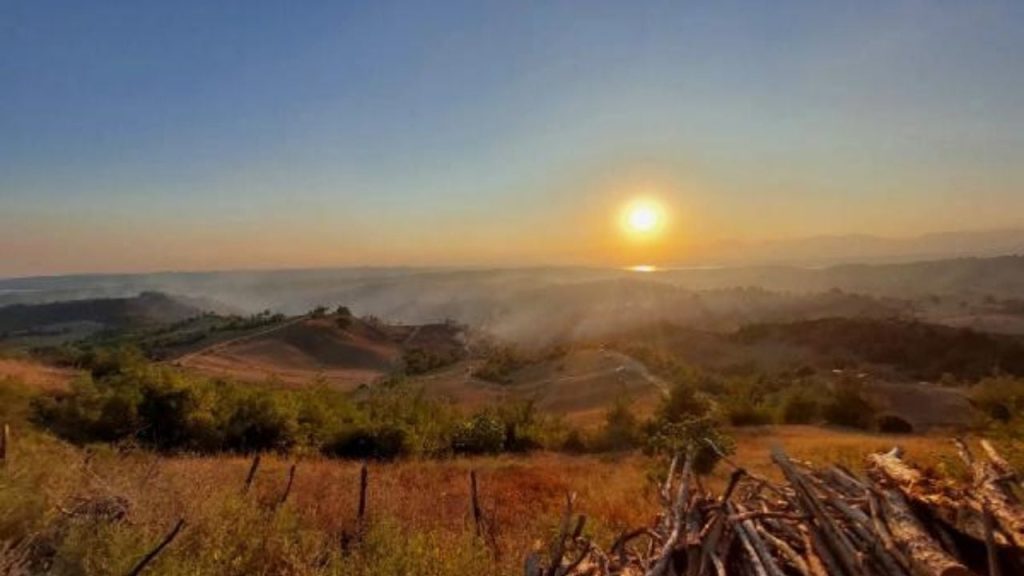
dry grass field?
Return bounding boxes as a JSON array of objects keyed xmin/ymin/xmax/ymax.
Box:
[{"xmin": 1, "ymin": 416, "xmax": 982, "ymax": 576}]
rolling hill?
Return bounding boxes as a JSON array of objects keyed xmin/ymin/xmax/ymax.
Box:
[{"xmin": 176, "ymin": 314, "xmax": 465, "ymax": 389}]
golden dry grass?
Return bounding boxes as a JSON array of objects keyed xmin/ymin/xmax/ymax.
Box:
[
  {"xmin": 0, "ymin": 358, "xmax": 76, "ymax": 392},
  {"xmin": 1, "ymin": 422, "xmax": 984, "ymax": 575},
  {"xmin": 704, "ymin": 425, "xmax": 966, "ymax": 490}
]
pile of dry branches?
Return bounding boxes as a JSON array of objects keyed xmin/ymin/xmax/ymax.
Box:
[{"xmin": 526, "ymin": 439, "xmax": 1024, "ymax": 576}]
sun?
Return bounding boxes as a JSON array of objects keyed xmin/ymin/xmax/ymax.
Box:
[
  {"xmin": 620, "ymin": 199, "xmax": 665, "ymax": 237},
  {"xmin": 628, "ymin": 205, "xmax": 659, "ymax": 232}
]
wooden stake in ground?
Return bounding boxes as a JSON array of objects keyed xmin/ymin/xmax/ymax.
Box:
[
  {"xmin": 126, "ymin": 519, "xmax": 185, "ymax": 576},
  {"xmin": 0, "ymin": 423, "xmax": 8, "ymax": 467},
  {"xmin": 358, "ymin": 463, "xmax": 368, "ymax": 525},
  {"xmin": 242, "ymin": 454, "xmax": 261, "ymax": 494},
  {"xmin": 278, "ymin": 464, "xmax": 296, "ymax": 508},
  {"xmin": 470, "ymin": 470, "xmax": 483, "ymax": 537}
]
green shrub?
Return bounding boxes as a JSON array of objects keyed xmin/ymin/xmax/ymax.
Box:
[
  {"xmin": 970, "ymin": 375, "xmax": 1024, "ymax": 423},
  {"xmin": 821, "ymin": 381, "xmax": 876, "ymax": 430},
  {"xmin": 646, "ymin": 376, "xmax": 733, "ymax": 474},
  {"xmin": 327, "ymin": 424, "xmax": 409, "ymax": 459},
  {"xmin": 777, "ymin": 387, "xmax": 822, "ymax": 424},
  {"xmin": 452, "ymin": 414, "xmax": 505, "ymax": 454},
  {"xmin": 721, "ymin": 398, "xmax": 772, "ymax": 427},
  {"xmin": 597, "ymin": 397, "xmax": 641, "ymax": 451},
  {"xmin": 644, "ymin": 416, "xmax": 733, "ymax": 475},
  {"xmin": 471, "ymin": 345, "xmax": 527, "ymax": 384},
  {"xmin": 402, "ymin": 347, "xmax": 461, "ymax": 375}
]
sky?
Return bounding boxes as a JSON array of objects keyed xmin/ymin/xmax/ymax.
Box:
[{"xmin": 2, "ymin": 0, "xmax": 1023, "ymax": 276}]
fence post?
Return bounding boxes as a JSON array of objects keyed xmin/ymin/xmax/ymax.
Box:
[
  {"xmin": 470, "ymin": 470, "xmax": 483, "ymax": 536},
  {"xmin": 358, "ymin": 462, "xmax": 368, "ymax": 524},
  {"xmin": 0, "ymin": 423, "xmax": 8, "ymax": 467},
  {"xmin": 242, "ymin": 454, "xmax": 261, "ymax": 494},
  {"xmin": 277, "ymin": 464, "xmax": 297, "ymax": 508}
]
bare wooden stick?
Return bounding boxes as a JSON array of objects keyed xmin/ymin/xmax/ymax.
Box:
[
  {"xmin": 278, "ymin": 463, "xmax": 296, "ymax": 507},
  {"xmin": 470, "ymin": 470, "xmax": 483, "ymax": 537},
  {"xmin": 1, "ymin": 423, "xmax": 9, "ymax": 467},
  {"xmin": 358, "ymin": 463, "xmax": 368, "ymax": 524},
  {"xmin": 646, "ymin": 448, "xmax": 694, "ymax": 576},
  {"xmin": 546, "ymin": 492, "xmax": 576, "ymax": 576},
  {"xmin": 126, "ymin": 518, "xmax": 185, "ymax": 576},
  {"xmin": 661, "ymin": 453, "xmax": 679, "ymax": 506},
  {"xmin": 761, "ymin": 527, "xmax": 811, "ymax": 576},
  {"xmin": 772, "ymin": 446, "xmax": 862, "ymax": 576},
  {"xmin": 983, "ymin": 507, "xmax": 1003, "ymax": 576},
  {"xmin": 242, "ymin": 454, "xmax": 261, "ymax": 494},
  {"xmin": 731, "ymin": 502, "xmax": 785, "ymax": 576}
]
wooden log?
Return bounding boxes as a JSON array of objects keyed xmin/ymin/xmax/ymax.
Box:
[
  {"xmin": 242, "ymin": 454, "xmax": 261, "ymax": 494},
  {"xmin": 878, "ymin": 489, "xmax": 970, "ymax": 576},
  {"xmin": 868, "ymin": 492, "xmax": 911, "ymax": 572},
  {"xmin": 868, "ymin": 448, "xmax": 990, "ymax": 544},
  {"xmin": 800, "ymin": 526, "xmax": 833, "ymax": 576},
  {"xmin": 730, "ymin": 503, "xmax": 770, "ymax": 576},
  {"xmin": 808, "ymin": 478, "xmax": 907, "ymax": 576},
  {"xmin": 646, "ymin": 449, "xmax": 693, "ymax": 576},
  {"xmin": 761, "ymin": 527, "xmax": 811, "ymax": 576},
  {"xmin": 126, "ymin": 518, "xmax": 185, "ymax": 576},
  {"xmin": 980, "ymin": 440, "xmax": 1018, "ymax": 485},
  {"xmin": 730, "ymin": 502, "xmax": 785, "ymax": 576},
  {"xmin": 772, "ymin": 446, "xmax": 862, "ymax": 576},
  {"xmin": 954, "ymin": 438, "xmax": 1024, "ymax": 547},
  {"xmin": 983, "ymin": 507, "xmax": 1002, "ymax": 576}
]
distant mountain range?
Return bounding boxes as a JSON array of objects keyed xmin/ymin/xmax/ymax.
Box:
[{"xmin": 689, "ymin": 228, "xmax": 1024, "ymax": 267}]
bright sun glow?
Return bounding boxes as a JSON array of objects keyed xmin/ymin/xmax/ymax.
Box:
[
  {"xmin": 620, "ymin": 199, "xmax": 666, "ymax": 238},
  {"xmin": 628, "ymin": 205, "xmax": 659, "ymax": 231}
]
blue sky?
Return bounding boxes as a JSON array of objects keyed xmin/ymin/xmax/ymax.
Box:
[{"xmin": 2, "ymin": 1, "xmax": 1023, "ymax": 275}]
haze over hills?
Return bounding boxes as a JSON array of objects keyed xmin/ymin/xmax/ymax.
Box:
[
  {"xmin": 690, "ymin": 227, "xmax": 1024, "ymax": 267},
  {"xmin": 4, "ymin": 252, "xmax": 1024, "ymax": 340}
]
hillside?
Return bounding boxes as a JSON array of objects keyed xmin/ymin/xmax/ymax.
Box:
[
  {"xmin": 0, "ymin": 292, "xmax": 204, "ymax": 346},
  {"xmin": 735, "ymin": 317, "xmax": 1024, "ymax": 381},
  {"xmin": 407, "ymin": 348, "xmax": 668, "ymax": 425},
  {"xmin": 176, "ymin": 314, "xmax": 464, "ymax": 389}
]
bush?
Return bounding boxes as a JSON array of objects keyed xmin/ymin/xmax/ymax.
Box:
[
  {"xmin": 327, "ymin": 424, "xmax": 409, "ymax": 459},
  {"xmin": 471, "ymin": 345, "xmax": 528, "ymax": 384},
  {"xmin": 646, "ymin": 376, "xmax": 733, "ymax": 474},
  {"xmin": 597, "ymin": 397, "xmax": 641, "ymax": 450},
  {"xmin": 32, "ymin": 355, "xmax": 355, "ymax": 454},
  {"xmin": 645, "ymin": 416, "xmax": 733, "ymax": 475},
  {"xmin": 970, "ymin": 375, "xmax": 1024, "ymax": 423},
  {"xmin": 561, "ymin": 428, "xmax": 589, "ymax": 453},
  {"xmin": 777, "ymin": 387, "xmax": 822, "ymax": 425},
  {"xmin": 722, "ymin": 398, "xmax": 772, "ymax": 427},
  {"xmin": 821, "ymin": 381, "xmax": 876, "ymax": 430},
  {"xmin": 402, "ymin": 347, "xmax": 461, "ymax": 375},
  {"xmin": 452, "ymin": 414, "xmax": 505, "ymax": 454}
]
